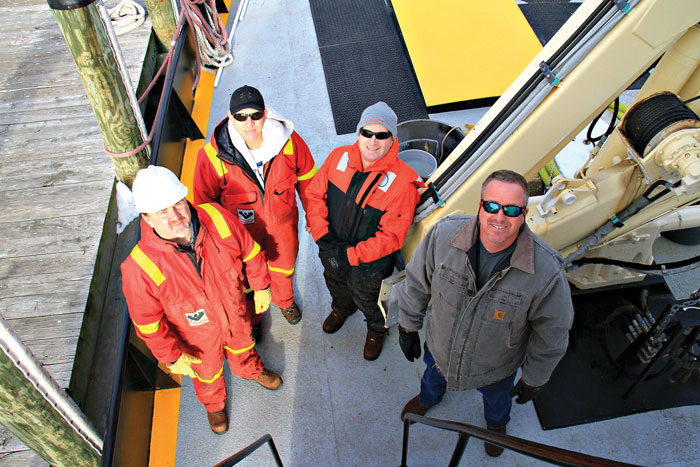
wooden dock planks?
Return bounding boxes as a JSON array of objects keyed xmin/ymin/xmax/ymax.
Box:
[{"xmin": 0, "ymin": 0, "xmax": 151, "ymax": 462}]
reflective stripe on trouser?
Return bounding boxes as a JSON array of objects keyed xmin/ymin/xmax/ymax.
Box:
[
  {"xmin": 190, "ymin": 340, "xmax": 263, "ymax": 412},
  {"xmin": 263, "ymin": 220, "xmax": 298, "ymax": 309},
  {"xmin": 321, "ymin": 259, "xmax": 394, "ymax": 335}
]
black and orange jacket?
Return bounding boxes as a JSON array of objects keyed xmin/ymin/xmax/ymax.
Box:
[
  {"xmin": 121, "ymin": 202, "xmax": 269, "ymax": 365},
  {"xmin": 306, "ymin": 138, "xmax": 424, "ymax": 269},
  {"xmin": 193, "ymin": 115, "xmax": 317, "ymax": 239}
]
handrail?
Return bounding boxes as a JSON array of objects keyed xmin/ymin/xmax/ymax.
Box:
[
  {"xmin": 212, "ymin": 434, "xmax": 283, "ymax": 467},
  {"xmin": 401, "ymin": 413, "xmax": 640, "ymax": 467}
]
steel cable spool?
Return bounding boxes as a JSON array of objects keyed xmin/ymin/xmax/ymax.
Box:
[{"xmin": 622, "ymin": 92, "xmax": 700, "ymax": 156}]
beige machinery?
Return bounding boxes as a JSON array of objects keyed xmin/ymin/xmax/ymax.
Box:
[{"xmin": 402, "ymin": 0, "xmax": 700, "ymax": 292}]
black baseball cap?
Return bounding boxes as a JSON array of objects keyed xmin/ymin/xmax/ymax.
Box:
[{"xmin": 230, "ymin": 85, "xmax": 265, "ymax": 114}]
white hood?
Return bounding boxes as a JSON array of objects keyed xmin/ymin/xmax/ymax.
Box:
[{"xmin": 227, "ymin": 108, "xmax": 294, "ymax": 186}]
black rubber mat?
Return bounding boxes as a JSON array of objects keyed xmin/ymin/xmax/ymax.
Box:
[
  {"xmin": 533, "ymin": 291, "xmax": 700, "ymax": 430},
  {"xmin": 519, "ymin": 1, "xmax": 582, "ymax": 46},
  {"xmin": 310, "ymin": 0, "xmax": 427, "ymax": 135}
]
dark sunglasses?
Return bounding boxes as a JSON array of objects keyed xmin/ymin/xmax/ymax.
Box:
[
  {"xmin": 481, "ymin": 200, "xmax": 526, "ymax": 217},
  {"xmin": 232, "ymin": 111, "xmax": 264, "ymax": 122},
  {"xmin": 359, "ymin": 128, "xmax": 392, "ymax": 140}
]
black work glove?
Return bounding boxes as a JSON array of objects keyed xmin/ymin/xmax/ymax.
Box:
[
  {"xmin": 316, "ymin": 232, "xmax": 340, "ymax": 252},
  {"xmin": 508, "ymin": 378, "xmax": 542, "ymax": 404},
  {"xmin": 319, "ymin": 245, "xmax": 350, "ymax": 276},
  {"xmin": 399, "ymin": 325, "xmax": 421, "ymax": 362}
]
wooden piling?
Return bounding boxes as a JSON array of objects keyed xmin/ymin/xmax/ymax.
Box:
[
  {"xmin": 0, "ymin": 317, "xmax": 101, "ymax": 467},
  {"xmin": 144, "ymin": 0, "xmax": 177, "ymax": 51},
  {"xmin": 49, "ymin": 0, "xmax": 150, "ymax": 188}
]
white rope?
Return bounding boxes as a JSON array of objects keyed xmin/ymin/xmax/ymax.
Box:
[
  {"xmin": 108, "ymin": 0, "xmax": 146, "ymax": 35},
  {"xmin": 192, "ymin": 1, "xmax": 233, "ymax": 68}
]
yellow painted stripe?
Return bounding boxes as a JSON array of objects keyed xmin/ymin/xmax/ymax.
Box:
[
  {"xmin": 268, "ymin": 263, "xmax": 294, "ymax": 275},
  {"xmin": 134, "ymin": 320, "xmax": 161, "ymax": 335},
  {"xmin": 283, "ymin": 137, "xmax": 294, "ymax": 155},
  {"xmin": 297, "ymin": 164, "xmax": 317, "ymax": 181},
  {"xmin": 130, "ymin": 245, "xmax": 165, "ymax": 286},
  {"xmin": 196, "ymin": 365, "xmax": 224, "ymax": 384},
  {"xmin": 149, "ymin": 386, "xmax": 180, "ymax": 467},
  {"xmin": 243, "ymin": 242, "xmax": 261, "ymax": 262},
  {"xmin": 205, "ymin": 143, "xmax": 228, "ymax": 178},
  {"xmin": 181, "ymin": 69, "xmax": 216, "ymax": 203},
  {"xmin": 198, "ymin": 203, "xmax": 232, "ymax": 239},
  {"xmin": 224, "ymin": 342, "xmax": 256, "ymax": 355}
]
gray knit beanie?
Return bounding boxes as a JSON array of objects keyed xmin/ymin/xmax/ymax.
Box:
[{"xmin": 356, "ymin": 101, "xmax": 397, "ymax": 137}]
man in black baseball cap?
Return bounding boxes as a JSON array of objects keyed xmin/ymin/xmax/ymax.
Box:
[{"xmin": 194, "ymin": 85, "xmax": 318, "ymax": 332}]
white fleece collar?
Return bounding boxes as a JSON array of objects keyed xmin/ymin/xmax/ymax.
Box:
[{"xmin": 227, "ymin": 109, "xmax": 294, "ymax": 187}]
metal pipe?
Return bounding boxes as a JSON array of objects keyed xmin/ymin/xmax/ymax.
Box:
[{"xmin": 0, "ymin": 315, "xmax": 102, "ymax": 466}]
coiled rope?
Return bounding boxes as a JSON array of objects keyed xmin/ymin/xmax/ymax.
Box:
[{"xmin": 108, "ymin": 0, "xmax": 146, "ymax": 35}]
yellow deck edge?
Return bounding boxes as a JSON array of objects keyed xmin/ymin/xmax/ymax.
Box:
[
  {"xmin": 181, "ymin": 68, "xmax": 216, "ymax": 202},
  {"xmin": 148, "ymin": 376, "xmax": 181, "ymax": 467}
]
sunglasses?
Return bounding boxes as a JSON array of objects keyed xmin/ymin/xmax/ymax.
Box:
[
  {"xmin": 232, "ymin": 111, "xmax": 264, "ymax": 122},
  {"xmin": 481, "ymin": 200, "xmax": 526, "ymax": 217},
  {"xmin": 359, "ymin": 128, "xmax": 392, "ymax": 140}
]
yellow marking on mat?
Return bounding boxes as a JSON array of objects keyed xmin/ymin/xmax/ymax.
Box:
[{"xmin": 392, "ymin": 0, "xmax": 542, "ymax": 106}]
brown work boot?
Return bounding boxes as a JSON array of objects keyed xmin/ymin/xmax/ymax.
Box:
[
  {"xmin": 485, "ymin": 426, "xmax": 507, "ymax": 457},
  {"xmin": 255, "ymin": 368, "xmax": 283, "ymax": 390},
  {"xmin": 323, "ymin": 310, "xmax": 348, "ymax": 334},
  {"xmin": 280, "ymin": 302, "xmax": 302, "ymax": 324},
  {"xmin": 363, "ymin": 332, "xmax": 385, "ymax": 360},
  {"xmin": 207, "ymin": 410, "xmax": 228, "ymax": 434},
  {"xmin": 400, "ymin": 395, "xmax": 431, "ymax": 422}
]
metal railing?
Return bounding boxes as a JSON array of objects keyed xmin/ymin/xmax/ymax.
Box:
[
  {"xmin": 401, "ymin": 414, "xmax": 640, "ymax": 467},
  {"xmin": 213, "ymin": 434, "xmax": 283, "ymax": 467}
]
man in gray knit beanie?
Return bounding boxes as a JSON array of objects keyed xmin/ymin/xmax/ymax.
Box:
[{"xmin": 305, "ymin": 101, "xmax": 424, "ymax": 361}]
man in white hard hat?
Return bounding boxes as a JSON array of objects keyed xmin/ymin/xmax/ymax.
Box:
[{"xmin": 121, "ymin": 165, "xmax": 282, "ymax": 435}]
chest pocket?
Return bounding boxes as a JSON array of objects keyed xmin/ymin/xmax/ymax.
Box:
[
  {"xmin": 435, "ymin": 265, "xmax": 471, "ymax": 309},
  {"xmin": 484, "ymin": 287, "xmax": 526, "ymax": 348},
  {"xmin": 269, "ymin": 174, "xmax": 297, "ymax": 222}
]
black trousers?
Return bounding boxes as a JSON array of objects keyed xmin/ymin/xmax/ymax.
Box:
[{"xmin": 321, "ymin": 260, "xmax": 394, "ymax": 336}]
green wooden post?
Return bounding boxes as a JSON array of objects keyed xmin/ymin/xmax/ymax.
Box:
[
  {"xmin": 0, "ymin": 316, "xmax": 102, "ymax": 467},
  {"xmin": 144, "ymin": 0, "xmax": 177, "ymax": 51},
  {"xmin": 49, "ymin": 0, "xmax": 150, "ymax": 189}
]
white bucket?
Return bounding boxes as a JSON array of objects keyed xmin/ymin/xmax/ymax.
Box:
[{"xmin": 398, "ymin": 149, "xmax": 437, "ymax": 179}]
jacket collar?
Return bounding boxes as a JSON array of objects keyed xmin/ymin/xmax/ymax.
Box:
[
  {"xmin": 348, "ymin": 137, "xmax": 400, "ymax": 173},
  {"xmin": 448, "ymin": 216, "xmax": 536, "ymax": 274}
]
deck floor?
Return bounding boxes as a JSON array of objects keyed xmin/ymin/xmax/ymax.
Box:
[
  {"xmin": 174, "ymin": 1, "xmax": 700, "ymax": 466},
  {"xmin": 0, "ymin": 0, "xmax": 150, "ymax": 463}
]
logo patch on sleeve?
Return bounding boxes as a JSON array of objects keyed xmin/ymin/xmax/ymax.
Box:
[
  {"xmin": 237, "ymin": 208, "xmax": 255, "ymax": 224},
  {"xmin": 186, "ymin": 309, "xmax": 210, "ymax": 326},
  {"xmin": 493, "ymin": 310, "xmax": 505, "ymax": 321}
]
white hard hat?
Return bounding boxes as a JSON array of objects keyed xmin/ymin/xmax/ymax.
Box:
[{"xmin": 132, "ymin": 166, "xmax": 189, "ymax": 213}]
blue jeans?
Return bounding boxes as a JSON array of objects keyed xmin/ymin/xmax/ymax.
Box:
[{"xmin": 419, "ymin": 343, "xmax": 515, "ymax": 429}]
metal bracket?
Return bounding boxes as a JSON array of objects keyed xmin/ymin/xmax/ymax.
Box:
[
  {"xmin": 611, "ymin": 0, "xmax": 633, "ymax": 15},
  {"xmin": 427, "ymin": 182, "xmax": 445, "ymax": 208},
  {"xmin": 538, "ymin": 61, "xmax": 561, "ymax": 87}
]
